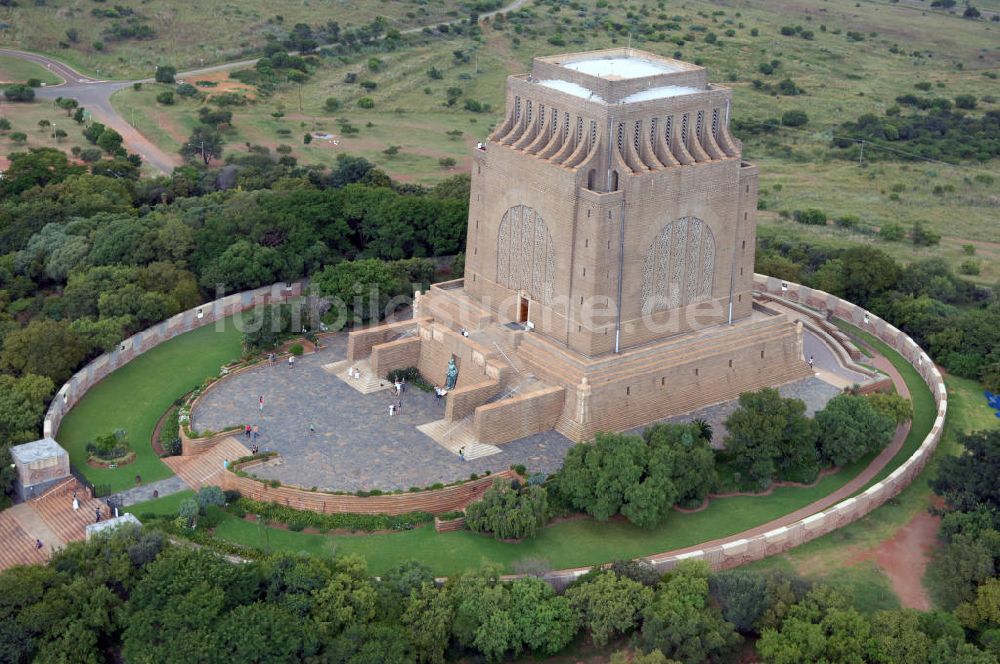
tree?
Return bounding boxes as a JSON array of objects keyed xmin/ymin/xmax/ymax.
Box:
[
  {"xmin": 867, "ymin": 392, "xmax": 913, "ymax": 425},
  {"xmin": 180, "ymin": 126, "xmax": 224, "ymax": 165},
  {"xmin": 37, "ymin": 119, "xmax": 50, "ymax": 131},
  {"xmin": 313, "ymin": 259, "xmax": 406, "ymax": 325},
  {"xmin": 465, "ymin": 479, "xmax": 548, "ymax": 540},
  {"xmin": 1, "ymin": 318, "xmax": 89, "ymax": 385},
  {"xmin": 639, "ymin": 561, "xmax": 741, "ymax": 664},
  {"xmin": 154, "ymin": 66, "xmax": 177, "ymax": 83},
  {"xmin": 0, "ymin": 147, "xmax": 85, "ymax": 196},
  {"xmin": 932, "ymin": 430, "xmax": 1000, "ymax": 512},
  {"xmin": 723, "ymin": 388, "xmax": 819, "ymax": 487},
  {"xmin": 56, "ymin": 97, "xmax": 79, "ymax": 116},
  {"xmin": 401, "ymin": 582, "xmax": 453, "ymax": 664},
  {"xmin": 838, "ymin": 246, "xmax": 900, "ymax": 306},
  {"xmin": 156, "ymin": 91, "xmax": 175, "ymax": 105},
  {"xmin": 781, "ymin": 110, "xmax": 809, "ymax": 126},
  {"xmin": 214, "ymin": 602, "xmax": 317, "ymax": 661},
  {"xmin": 96, "ymin": 127, "xmax": 124, "ymax": 154},
  {"xmin": 815, "ymin": 393, "xmax": 895, "ymax": 467},
  {"xmin": 565, "ymin": 571, "xmax": 653, "ymax": 646},
  {"xmin": 509, "ymin": 576, "xmax": 577, "ymax": 656}
]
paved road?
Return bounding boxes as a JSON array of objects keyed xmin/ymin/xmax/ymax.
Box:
[{"xmin": 0, "ymin": 0, "xmax": 534, "ymax": 175}]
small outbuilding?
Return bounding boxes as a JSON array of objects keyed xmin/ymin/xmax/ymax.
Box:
[
  {"xmin": 85, "ymin": 513, "xmax": 142, "ymax": 541},
  {"xmin": 10, "ymin": 437, "xmax": 70, "ymax": 502}
]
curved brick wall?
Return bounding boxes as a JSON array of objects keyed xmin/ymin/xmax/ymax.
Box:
[
  {"xmin": 540, "ymin": 274, "xmax": 948, "ymax": 586},
  {"xmin": 220, "ymin": 469, "xmax": 517, "ymax": 516},
  {"xmin": 44, "ymin": 282, "xmax": 304, "ymax": 439}
]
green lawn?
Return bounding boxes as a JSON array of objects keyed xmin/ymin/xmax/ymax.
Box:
[
  {"xmin": 56, "ymin": 320, "xmax": 244, "ymax": 493},
  {"xmin": 0, "ymin": 55, "xmax": 62, "ymax": 86},
  {"xmin": 128, "ymin": 490, "xmax": 197, "ymax": 517},
  {"xmin": 209, "ymin": 336, "xmax": 935, "ymax": 576}
]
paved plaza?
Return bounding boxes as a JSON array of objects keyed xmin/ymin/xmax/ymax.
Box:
[
  {"xmin": 190, "ymin": 335, "xmax": 575, "ymax": 492},
  {"xmin": 190, "ymin": 329, "xmax": 853, "ymax": 491}
]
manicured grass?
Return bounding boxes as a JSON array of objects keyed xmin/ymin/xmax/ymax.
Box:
[
  {"xmin": 127, "ymin": 490, "xmax": 197, "ymax": 517},
  {"xmin": 56, "ymin": 320, "xmax": 244, "ymax": 493},
  {"xmin": 0, "ymin": 55, "xmax": 62, "ymax": 85},
  {"xmin": 208, "ymin": 324, "xmax": 935, "ymax": 575},
  {"xmin": 831, "ymin": 321, "xmax": 938, "ymax": 491}
]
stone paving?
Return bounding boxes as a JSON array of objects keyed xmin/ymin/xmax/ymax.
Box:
[
  {"xmin": 111, "ymin": 476, "xmax": 189, "ymax": 507},
  {"xmin": 191, "ymin": 335, "xmax": 575, "ymax": 492},
  {"xmin": 190, "ymin": 328, "xmax": 849, "ymax": 491}
]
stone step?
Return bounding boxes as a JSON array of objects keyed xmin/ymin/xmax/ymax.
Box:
[
  {"xmin": 0, "ymin": 510, "xmax": 48, "ymax": 570},
  {"xmin": 416, "ymin": 419, "xmax": 502, "ymax": 459},
  {"xmin": 28, "ymin": 480, "xmax": 107, "ymax": 547},
  {"xmin": 9, "ymin": 503, "xmax": 64, "ymax": 551},
  {"xmin": 163, "ymin": 437, "xmax": 251, "ymax": 490},
  {"xmin": 324, "ymin": 358, "xmax": 394, "ymax": 395}
]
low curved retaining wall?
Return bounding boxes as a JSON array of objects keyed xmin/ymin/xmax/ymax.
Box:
[
  {"xmin": 44, "ymin": 282, "xmax": 305, "ymax": 439},
  {"xmin": 541, "ymin": 274, "xmax": 947, "ymax": 586},
  {"xmin": 219, "ymin": 469, "xmax": 516, "ymax": 516}
]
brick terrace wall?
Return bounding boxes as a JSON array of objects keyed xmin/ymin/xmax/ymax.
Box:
[
  {"xmin": 417, "ymin": 323, "xmax": 495, "ymax": 390},
  {"xmin": 220, "ymin": 469, "xmax": 517, "ymax": 516},
  {"xmin": 346, "ymin": 319, "xmax": 426, "ymax": 362},
  {"xmin": 474, "ymin": 386, "xmax": 566, "ymax": 444},
  {"xmin": 434, "ymin": 515, "xmax": 467, "ymax": 533},
  {"xmin": 536, "ymin": 275, "xmax": 947, "ymax": 586},
  {"xmin": 445, "ymin": 379, "xmax": 502, "ymax": 421},
  {"xmin": 44, "ymin": 282, "xmax": 304, "ymax": 439},
  {"xmin": 370, "ymin": 337, "xmax": 422, "ymax": 379}
]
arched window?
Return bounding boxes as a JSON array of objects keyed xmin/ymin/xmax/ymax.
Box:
[
  {"xmin": 496, "ymin": 205, "xmax": 556, "ymax": 304},
  {"xmin": 641, "ymin": 217, "xmax": 716, "ymax": 312}
]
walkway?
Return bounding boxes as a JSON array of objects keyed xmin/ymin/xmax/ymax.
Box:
[{"xmin": 108, "ymin": 475, "xmax": 190, "ymax": 507}]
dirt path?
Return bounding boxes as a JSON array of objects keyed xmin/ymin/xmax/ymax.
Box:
[{"xmin": 857, "ymin": 500, "xmax": 942, "ymax": 610}]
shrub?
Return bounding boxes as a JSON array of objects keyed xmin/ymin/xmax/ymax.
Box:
[
  {"xmin": 176, "ymin": 82, "xmax": 198, "ymax": 97},
  {"xmin": 465, "ymin": 479, "xmax": 548, "ymax": 540},
  {"xmin": 793, "ymin": 208, "xmax": 827, "ymax": 225},
  {"xmin": 178, "ymin": 498, "xmax": 199, "ymax": 527},
  {"xmin": 781, "ymin": 110, "xmax": 809, "ymax": 127},
  {"xmin": 4, "ymin": 84, "xmax": 35, "ymax": 102},
  {"xmin": 959, "ymin": 260, "xmax": 981, "ymax": 276},
  {"xmin": 385, "ymin": 367, "xmax": 434, "ymax": 392},
  {"xmin": 158, "ymin": 407, "xmax": 182, "ymax": 456},
  {"xmin": 154, "ymin": 66, "xmax": 177, "ymax": 83},
  {"xmin": 9, "ymin": 131, "xmax": 27, "ymax": 142},
  {"xmin": 357, "ymin": 96, "xmax": 374, "ymax": 109},
  {"xmin": 197, "ymin": 485, "xmax": 225, "ymax": 510},
  {"xmin": 289, "ymin": 343, "xmax": 304, "ymax": 356},
  {"xmin": 156, "ymin": 91, "xmax": 175, "ymax": 105},
  {"xmin": 911, "ymin": 221, "xmax": 941, "ymax": 246},
  {"xmin": 232, "ymin": 497, "xmax": 431, "ymax": 531},
  {"xmin": 324, "ymin": 97, "xmax": 340, "ymax": 112},
  {"xmin": 879, "ymin": 222, "xmax": 905, "ymax": 241}
]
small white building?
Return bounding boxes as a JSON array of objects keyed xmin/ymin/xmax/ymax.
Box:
[
  {"xmin": 10, "ymin": 438, "xmax": 70, "ymax": 502},
  {"xmin": 85, "ymin": 513, "xmax": 142, "ymax": 541}
]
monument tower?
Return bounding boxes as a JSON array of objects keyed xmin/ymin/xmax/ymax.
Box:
[{"xmin": 348, "ymin": 48, "xmax": 810, "ymax": 444}]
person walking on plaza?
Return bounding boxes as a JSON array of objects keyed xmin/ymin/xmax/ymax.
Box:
[
  {"xmin": 245, "ymin": 424, "xmax": 252, "ymax": 439},
  {"xmin": 459, "ymin": 447, "xmax": 465, "ymax": 461},
  {"xmin": 35, "ymin": 539, "xmax": 43, "ymax": 550},
  {"xmin": 259, "ymin": 395, "xmax": 264, "ymax": 413},
  {"xmin": 252, "ymin": 424, "xmax": 259, "ymax": 443},
  {"xmin": 288, "ymin": 355, "xmax": 295, "ymax": 368},
  {"xmin": 808, "ymin": 355, "xmax": 815, "ymax": 371}
]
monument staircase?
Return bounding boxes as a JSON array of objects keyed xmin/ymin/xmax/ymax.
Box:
[
  {"xmin": 27, "ymin": 479, "xmax": 106, "ymax": 547},
  {"xmin": 162, "ymin": 436, "xmax": 251, "ymax": 490},
  {"xmin": 0, "ymin": 509, "xmax": 48, "ymax": 569},
  {"xmin": 323, "ymin": 357, "xmax": 394, "ymax": 394}
]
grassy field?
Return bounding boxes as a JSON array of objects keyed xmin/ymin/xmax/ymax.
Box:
[
  {"xmin": 0, "ymin": 55, "xmax": 62, "ymax": 86},
  {"xmin": 56, "ymin": 320, "xmax": 244, "ymax": 493},
  {"xmin": 104, "ymin": 0, "xmax": 999, "ymax": 278},
  {"xmin": 0, "ymin": 98, "xmax": 92, "ymax": 160},
  {"xmin": 0, "ymin": 0, "xmax": 479, "ymax": 79}
]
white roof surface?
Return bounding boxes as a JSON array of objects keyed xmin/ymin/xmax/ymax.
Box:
[
  {"xmin": 11, "ymin": 438, "xmax": 67, "ymax": 464},
  {"xmin": 621, "ymin": 85, "xmax": 701, "ymax": 103},
  {"xmin": 563, "ymin": 56, "xmax": 682, "ymax": 79},
  {"xmin": 538, "ymin": 79, "xmax": 605, "ymax": 102}
]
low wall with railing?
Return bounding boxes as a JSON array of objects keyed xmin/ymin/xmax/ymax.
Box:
[
  {"xmin": 541, "ymin": 274, "xmax": 947, "ymax": 586},
  {"xmin": 44, "ymin": 282, "xmax": 304, "ymax": 439}
]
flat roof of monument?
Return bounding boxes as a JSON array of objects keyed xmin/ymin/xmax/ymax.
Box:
[
  {"xmin": 11, "ymin": 438, "xmax": 67, "ymax": 464},
  {"xmin": 537, "ymin": 48, "xmax": 701, "ymax": 80}
]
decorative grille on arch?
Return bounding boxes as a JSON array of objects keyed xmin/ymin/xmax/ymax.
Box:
[
  {"xmin": 641, "ymin": 217, "xmax": 716, "ymax": 312},
  {"xmin": 496, "ymin": 205, "xmax": 556, "ymax": 304}
]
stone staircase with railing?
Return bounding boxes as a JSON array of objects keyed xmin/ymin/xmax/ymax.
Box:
[{"xmin": 162, "ymin": 436, "xmax": 251, "ymax": 490}]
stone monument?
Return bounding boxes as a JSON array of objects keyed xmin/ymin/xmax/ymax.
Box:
[{"xmin": 348, "ymin": 48, "xmax": 811, "ymax": 444}]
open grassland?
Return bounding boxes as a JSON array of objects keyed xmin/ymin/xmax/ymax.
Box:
[
  {"xmin": 0, "ymin": 55, "xmax": 62, "ymax": 85},
  {"xmin": 0, "ymin": 0, "xmax": 479, "ymax": 79},
  {"xmin": 56, "ymin": 320, "xmax": 244, "ymax": 493},
  {"xmin": 108, "ymin": 0, "xmax": 999, "ymax": 262}
]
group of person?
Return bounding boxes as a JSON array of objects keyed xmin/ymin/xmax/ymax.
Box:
[
  {"xmin": 387, "ymin": 378, "xmax": 408, "ymax": 417},
  {"xmin": 244, "ymin": 423, "xmax": 261, "ymax": 454},
  {"xmin": 267, "ymin": 352, "xmax": 296, "ymax": 368}
]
